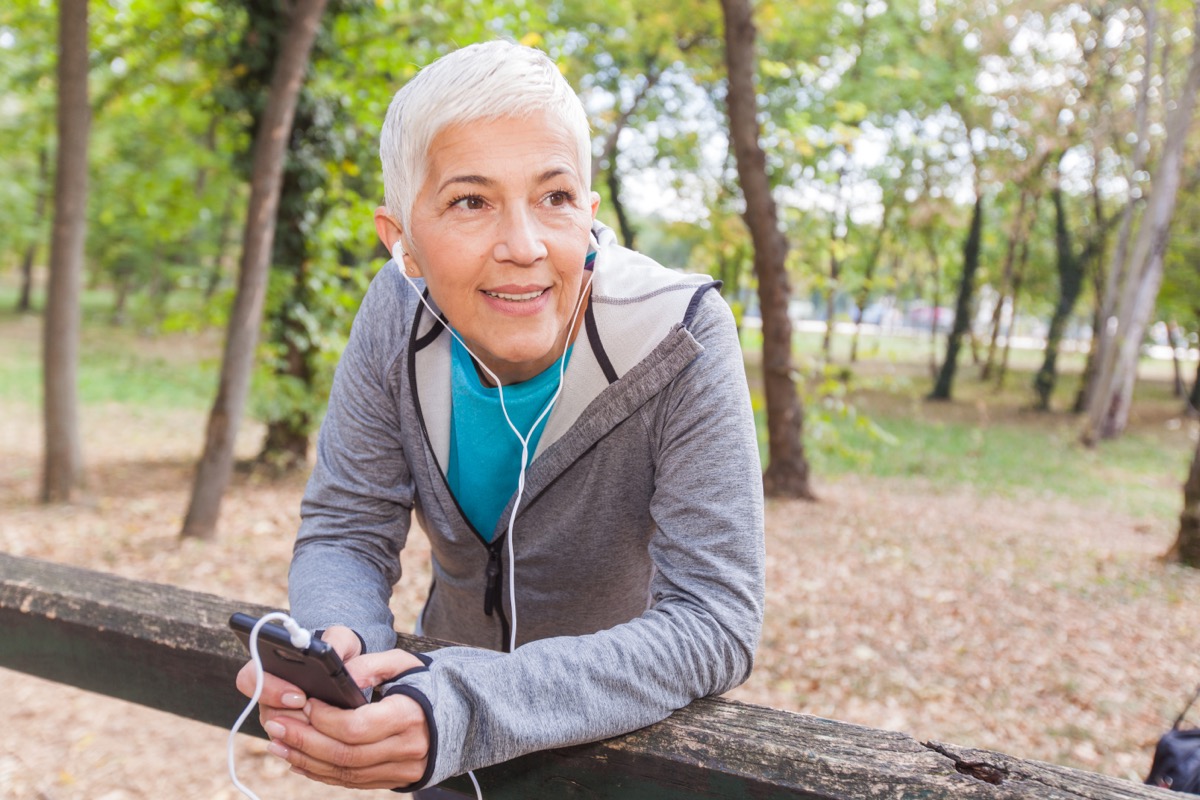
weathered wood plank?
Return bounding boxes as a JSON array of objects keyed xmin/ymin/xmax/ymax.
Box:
[{"xmin": 0, "ymin": 553, "xmax": 1171, "ymax": 799}]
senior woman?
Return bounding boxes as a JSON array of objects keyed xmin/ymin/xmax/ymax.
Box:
[{"xmin": 237, "ymin": 39, "xmax": 764, "ymax": 795}]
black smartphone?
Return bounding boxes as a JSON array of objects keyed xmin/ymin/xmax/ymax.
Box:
[{"xmin": 229, "ymin": 612, "xmax": 367, "ymax": 709}]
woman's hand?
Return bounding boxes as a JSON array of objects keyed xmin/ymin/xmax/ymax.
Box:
[
  {"xmin": 234, "ymin": 625, "xmax": 364, "ymax": 729},
  {"xmin": 260, "ymin": 648, "xmax": 431, "ymax": 789}
]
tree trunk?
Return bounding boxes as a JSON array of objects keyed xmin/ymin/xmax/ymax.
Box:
[
  {"xmin": 1073, "ymin": 159, "xmax": 1114, "ymax": 414},
  {"xmin": 18, "ymin": 145, "xmax": 50, "ymax": 314},
  {"xmin": 720, "ymin": 0, "xmax": 813, "ymax": 499},
  {"xmin": 1084, "ymin": 3, "xmax": 1200, "ymax": 443},
  {"xmin": 1172, "ymin": 426, "xmax": 1200, "ymax": 568},
  {"xmin": 981, "ymin": 190, "xmax": 1030, "ymax": 382},
  {"xmin": 204, "ymin": 192, "xmax": 238, "ymax": 300},
  {"xmin": 181, "ymin": 0, "xmax": 328, "ymax": 540},
  {"xmin": 851, "ymin": 166, "xmax": 905, "ymax": 364},
  {"xmin": 40, "ymin": 1, "xmax": 90, "ymax": 504},
  {"xmin": 996, "ymin": 234, "xmax": 1031, "ymax": 391},
  {"xmin": 823, "ymin": 218, "xmax": 840, "ymax": 363},
  {"xmin": 930, "ymin": 195, "xmax": 984, "ymax": 401},
  {"xmin": 1078, "ymin": 0, "xmax": 1159, "ymax": 425},
  {"xmin": 606, "ymin": 159, "xmax": 637, "ymax": 250},
  {"xmin": 1188, "ymin": 354, "xmax": 1200, "ymax": 416},
  {"xmin": 1034, "ymin": 188, "xmax": 1087, "ymax": 410},
  {"xmin": 924, "ymin": 235, "xmax": 942, "ymax": 379},
  {"xmin": 18, "ymin": 245, "xmax": 38, "ymax": 314},
  {"xmin": 1168, "ymin": 322, "xmax": 1186, "ymax": 398}
]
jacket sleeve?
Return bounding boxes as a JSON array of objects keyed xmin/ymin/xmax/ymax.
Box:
[
  {"xmin": 389, "ymin": 290, "xmax": 766, "ymax": 788},
  {"xmin": 288, "ymin": 266, "xmax": 417, "ymax": 655}
]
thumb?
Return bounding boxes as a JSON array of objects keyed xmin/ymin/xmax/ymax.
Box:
[{"xmin": 346, "ymin": 649, "xmax": 426, "ymax": 689}]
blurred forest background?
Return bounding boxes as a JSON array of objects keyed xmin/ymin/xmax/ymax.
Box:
[{"xmin": 3, "ymin": 0, "xmax": 1200, "ymax": 796}]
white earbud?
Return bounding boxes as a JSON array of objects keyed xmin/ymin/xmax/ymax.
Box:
[{"xmin": 392, "ymin": 240, "xmax": 407, "ymax": 262}]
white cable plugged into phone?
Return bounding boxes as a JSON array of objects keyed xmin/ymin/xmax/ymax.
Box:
[{"xmin": 228, "ymin": 611, "xmax": 312, "ymax": 800}]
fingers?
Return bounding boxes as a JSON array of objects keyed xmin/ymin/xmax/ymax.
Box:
[
  {"xmin": 260, "ymin": 706, "xmax": 309, "ymax": 727},
  {"xmin": 308, "ymin": 694, "xmax": 428, "ymax": 746},
  {"xmin": 344, "ymin": 649, "xmax": 425, "ymax": 688},
  {"xmin": 235, "ymin": 660, "xmax": 308, "ymax": 709},
  {"xmin": 319, "ymin": 625, "xmax": 363, "ymax": 662},
  {"xmin": 265, "ymin": 695, "xmax": 429, "ymax": 789}
]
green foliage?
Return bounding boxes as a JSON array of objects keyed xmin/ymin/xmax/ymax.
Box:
[{"xmin": 3, "ymin": 0, "xmax": 1196, "ymax": 480}]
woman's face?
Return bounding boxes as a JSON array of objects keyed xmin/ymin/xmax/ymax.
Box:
[{"xmin": 380, "ymin": 111, "xmax": 599, "ymax": 385}]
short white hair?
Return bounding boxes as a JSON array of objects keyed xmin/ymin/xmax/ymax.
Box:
[{"xmin": 380, "ymin": 40, "xmax": 592, "ymax": 234}]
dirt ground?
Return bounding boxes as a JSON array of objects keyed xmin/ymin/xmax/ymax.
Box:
[{"xmin": 2, "ymin": 396, "xmax": 1198, "ymax": 798}]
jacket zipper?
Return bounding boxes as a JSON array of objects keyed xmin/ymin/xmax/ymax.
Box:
[{"xmin": 483, "ymin": 541, "xmax": 512, "ymax": 651}]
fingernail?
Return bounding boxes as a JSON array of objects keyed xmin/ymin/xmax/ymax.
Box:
[
  {"xmin": 281, "ymin": 692, "xmax": 306, "ymax": 708},
  {"xmin": 264, "ymin": 720, "xmax": 286, "ymax": 739},
  {"xmin": 267, "ymin": 741, "xmax": 290, "ymax": 759}
]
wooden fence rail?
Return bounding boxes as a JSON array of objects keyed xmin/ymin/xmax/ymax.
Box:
[{"xmin": 0, "ymin": 552, "xmax": 1172, "ymax": 799}]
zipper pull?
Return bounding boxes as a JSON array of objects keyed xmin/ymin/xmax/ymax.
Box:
[{"xmin": 484, "ymin": 548, "xmax": 501, "ymax": 616}]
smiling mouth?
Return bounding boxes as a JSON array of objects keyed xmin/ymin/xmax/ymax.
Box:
[{"xmin": 483, "ymin": 289, "xmax": 547, "ymax": 301}]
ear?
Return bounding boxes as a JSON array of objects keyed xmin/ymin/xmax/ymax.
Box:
[
  {"xmin": 374, "ymin": 207, "xmax": 421, "ymax": 276},
  {"xmin": 589, "ymin": 191, "xmax": 601, "ymax": 219}
]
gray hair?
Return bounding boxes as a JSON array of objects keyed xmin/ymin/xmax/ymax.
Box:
[{"xmin": 380, "ymin": 40, "xmax": 592, "ymax": 234}]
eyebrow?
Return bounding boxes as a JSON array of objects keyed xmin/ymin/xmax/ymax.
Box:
[{"xmin": 436, "ymin": 168, "xmax": 576, "ymax": 195}]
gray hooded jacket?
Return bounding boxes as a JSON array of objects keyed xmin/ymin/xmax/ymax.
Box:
[{"xmin": 289, "ymin": 222, "xmax": 765, "ymax": 789}]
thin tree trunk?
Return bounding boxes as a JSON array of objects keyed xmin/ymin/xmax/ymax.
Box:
[
  {"xmin": 1079, "ymin": 0, "xmax": 1158, "ymax": 420},
  {"xmin": 997, "ymin": 234, "xmax": 1031, "ymax": 391},
  {"xmin": 923, "ymin": 233, "xmax": 942, "ymax": 380},
  {"xmin": 930, "ymin": 194, "xmax": 984, "ymax": 401},
  {"xmin": 823, "ymin": 218, "xmax": 839, "ymax": 362},
  {"xmin": 1073, "ymin": 154, "xmax": 1114, "ymax": 414},
  {"xmin": 1084, "ymin": 1, "xmax": 1200, "ymax": 443},
  {"xmin": 1168, "ymin": 321, "xmax": 1186, "ymax": 398},
  {"xmin": 967, "ymin": 307, "xmax": 982, "ymax": 366},
  {"xmin": 18, "ymin": 146, "xmax": 50, "ymax": 314},
  {"xmin": 41, "ymin": 0, "xmax": 90, "ymax": 504},
  {"xmin": 1188, "ymin": 354, "xmax": 1200, "ymax": 416},
  {"xmin": 1172, "ymin": 424, "xmax": 1200, "ymax": 568},
  {"xmin": 606, "ymin": 159, "xmax": 637, "ymax": 250},
  {"xmin": 851, "ymin": 161, "xmax": 906, "ymax": 364},
  {"xmin": 587, "ymin": 62, "xmax": 658, "ymax": 250},
  {"xmin": 18, "ymin": 245, "xmax": 38, "ymax": 314},
  {"xmin": 590, "ymin": 67, "xmax": 661, "ymax": 189},
  {"xmin": 204, "ymin": 192, "xmax": 238, "ymax": 299},
  {"xmin": 981, "ymin": 191, "xmax": 1029, "ymax": 381},
  {"xmin": 720, "ymin": 0, "xmax": 813, "ymax": 499},
  {"xmin": 1034, "ymin": 187, "xmax": 1087, "ymax": 410},
  {"xmin": 181, "ymin": 0, "xmax": 328, "ymax": 539}
]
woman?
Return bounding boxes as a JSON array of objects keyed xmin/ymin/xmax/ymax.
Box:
[{"xmin": 238, "ymin": 39, "xmax": 765, "ymax": 794}]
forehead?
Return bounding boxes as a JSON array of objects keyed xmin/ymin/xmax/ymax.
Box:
[{"xmin": 423, "ymin": 112, "xmax": 585, "ymax": 189}]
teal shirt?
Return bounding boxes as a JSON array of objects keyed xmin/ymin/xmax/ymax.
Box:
[{"xmin": 447, "ymin": 335, "xmax": 573, "ymax": 540}]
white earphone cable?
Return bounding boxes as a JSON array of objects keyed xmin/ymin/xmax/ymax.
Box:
[
  {"xmin": 228, "ymin": 612, "xmax": 312, "ymax": 800},
  {"xmin": 393, "ymin": 239, "xmax": 592, "ymax": 798}
]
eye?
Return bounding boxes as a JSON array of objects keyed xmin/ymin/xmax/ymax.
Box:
[
  {"xmin": 450, "ymin": 194, "xmax": 486, "ymax": 211},
  {"xmin": 543, "ymin": 189, "xmax": 576, "ymax": 208}
]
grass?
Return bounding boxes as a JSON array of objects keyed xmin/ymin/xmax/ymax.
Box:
[
  {"xmin": 742, "ymin": 324, "xmax": 1194, "ymax": 520},
  {"xmin": 0, "ymin": 287, "xmax": 221, "ymax": 411}
]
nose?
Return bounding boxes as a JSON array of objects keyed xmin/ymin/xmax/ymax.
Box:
[{"xmin": 494, "ymin": 206, "xmax": 548, "ymax": 265}]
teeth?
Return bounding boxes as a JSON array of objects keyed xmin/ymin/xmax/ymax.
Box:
[{"xmin": 485, "ymin": 289, "xmax": 544, "ymax": 301}]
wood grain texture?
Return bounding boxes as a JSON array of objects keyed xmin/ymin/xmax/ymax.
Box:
[{"xmin": 0, "ymin": 553, "xmax": 1171, "ymax": 799}]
